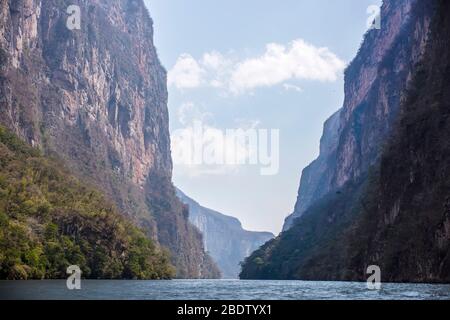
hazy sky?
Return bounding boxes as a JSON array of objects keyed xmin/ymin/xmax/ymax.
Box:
[{"xmin": 144, "ymin": 0, "xmax": 382, "ymax": 234}]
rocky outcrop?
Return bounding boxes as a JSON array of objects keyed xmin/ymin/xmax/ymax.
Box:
[
  {"xmin": 0, "ymin": 0, "xmax": 219, "ymax": 278},
  {"xmin": 241, "ymin": 0, "xmax": 449, "ymax": 282},
  {"xmin": 283, "ymin": 109, "xmax": 342, "ymax": 230},
  {"xmin": 177, "ymin": 189, "xmax": 274, "ymax": 278}
]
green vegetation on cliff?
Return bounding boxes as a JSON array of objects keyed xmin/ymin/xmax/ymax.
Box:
[
  {"xmin": 241, "ymin": 0, "xmax": 450, "ymax": 283},
  {"xmin": 0, "ymin": 126, "xmax": 175, "ymax": 280},
  {"xmin": 0, "ymin": 0, "xmax": 219, "ymax": 279}
]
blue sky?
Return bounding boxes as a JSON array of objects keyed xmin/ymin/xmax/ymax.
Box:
[{"xmin": 144, "ymin": 0, "xmax": 382, "ymax": 234}]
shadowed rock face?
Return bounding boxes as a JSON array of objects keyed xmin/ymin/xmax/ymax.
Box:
[
  {"xmin": 177, "ymin": 189, "xmax": 274, "ymax": 279},
  {"xmin": 283, "ymin": 0, "xmax": 431, "ymax": 231},
  {"xmin": 242, "ymin": 0, "xmax": 450, "ymax": 282},
  {"xmin": 0, "ymin": 0, "xmax": 219, "ymax": 278}
]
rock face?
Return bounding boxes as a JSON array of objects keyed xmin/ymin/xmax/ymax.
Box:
[
  {"xmin": 241, "ymin": 0, "xmax": 450, "ymax": 282},
  {"xmin": 339, "ymin": 0, "xmax": 450, "ymax": 282},
  {"xmin": 0, "ymin": 0, "xmax": 219, "ymax": 278},
  {"xmin": 283, "ymin": 0, "xmax": 432, "ymax": 232},
  {"xmin": 177, "ymin": 189, "xmax": 274, "ymax": 278},
  {"xmin": 283, "ymin": 109, "xmax": 342, "ymax": 230}
]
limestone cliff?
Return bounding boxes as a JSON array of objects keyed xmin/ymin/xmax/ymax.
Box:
[
  {"xmin": 283, "ymin": 0, "xmax": 432, "ymax": 231},
  {"xmin": 241, "ymin": 0, "xmax": 449, "ymax": 282},
  {"xmin": 283, "ymin": 109, "xmax": 341, "ymax": 230},
  {"xmin": 0, "ymin": 0, "xmax": 219, "ymax": 278},
  {"xmin": 177, "ymin": 189, "xmax": 274, "ymax": 279}
]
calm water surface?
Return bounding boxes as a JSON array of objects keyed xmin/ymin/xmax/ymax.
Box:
[{"xmin": 0, "ymin": 280, "xmax": 449, "ymax": 300}]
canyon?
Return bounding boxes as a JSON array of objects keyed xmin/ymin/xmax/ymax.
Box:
[{"xmin": 1, "ymin": 0, "xmax": 448, "ymax": 284}]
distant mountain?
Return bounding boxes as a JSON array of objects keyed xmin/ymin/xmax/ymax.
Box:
[
  {"xmin": 0, "ymin": 0, "xmax": 219, "ymax": 278},
  {"xmin": 176, "ymin": 189, "xmax": 274, "ymax": 278},
  {"xmin": 241, "ymin": 0, "xmax": 450, "ymax": 283}
]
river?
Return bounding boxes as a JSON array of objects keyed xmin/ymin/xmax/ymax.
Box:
[{"xmin": 1, "ymin": 280, "xmax": 450, "ymax": 300}]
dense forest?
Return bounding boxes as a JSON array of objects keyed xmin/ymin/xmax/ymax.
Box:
[{"xmin": 0, "ymin": 126, "xmax": 175, "ymax": 280}]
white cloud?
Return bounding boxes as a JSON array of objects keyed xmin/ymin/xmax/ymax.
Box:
[
  {"xmin": 167, "ymin": 39, "xmax": 345, "ymax": 94},
  {"xmin": 168, "ymin": 54, "xmax": 205, "ymax": 89},
  {"xmin": 229, "ymin": 40, "xmax": 345, "ymax": 94},
  {"xmin": 201, "ymin": 51, "xmax": 228, "ymax": 70},
  {"xmin": 201, "ymin": 51, "xmax": 234, "ymax": 89}
]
